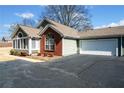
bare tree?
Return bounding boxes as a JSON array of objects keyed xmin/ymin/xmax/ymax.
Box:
[
  {"xmin": 9, "ymin": 18, "xmax": 36, "ymax": 34},
  {"xmin": 41, "ymin": 5, "xmax": 93, "ymax": 31},
  {"xmin": 9, "ymin": 24, "xmax": 17, "ymax": 33},
  {"xmin": 22, "ymin": 18, "xmax": 36, "ymax": 27}
]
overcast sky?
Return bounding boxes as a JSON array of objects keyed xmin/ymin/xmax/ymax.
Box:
[{"xmin": 0, "ymin": 5, "xmax": 124, "ymax": 39}]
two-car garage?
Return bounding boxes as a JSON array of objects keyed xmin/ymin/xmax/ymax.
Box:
[{"xmin": 79, "ymin": 39, "xmax": 118, "ymax": 56}]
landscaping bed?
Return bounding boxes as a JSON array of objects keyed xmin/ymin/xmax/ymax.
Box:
[{"xmin": 10, "ymin": 49, "xmax": 61, "ymax": 62}]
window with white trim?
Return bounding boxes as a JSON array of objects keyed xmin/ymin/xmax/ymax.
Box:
[
  {"xmin": 45, "ymin": 33, "xmax": 55, "ymax": 51},
  {"xmin": 18, "ymin": 32, "xmax": 23, "ymax": 38}
]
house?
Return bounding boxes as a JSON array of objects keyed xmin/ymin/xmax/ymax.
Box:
[
  {"xmin": 11, "ymin": 18, "xmax": 124, "ymax": 56},
  {"xmin": 0, "ymin": 36, "xmax": 12, "ymax": 47},
  {"xmin": 1, "ymin": 36, "xmax": 12, "ymax": 43},
  {"xmin": 11, "ymin": 25, "xmax": 40, "ymax": 54}
]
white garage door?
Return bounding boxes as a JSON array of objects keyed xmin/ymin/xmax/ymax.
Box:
[
  {"xmin": 63, "ymin": 39, "xmax": 77, "ymax": 56},
  {"xmin": 80, "ymin": 39, "xmax": 118, "ymax": 56}
]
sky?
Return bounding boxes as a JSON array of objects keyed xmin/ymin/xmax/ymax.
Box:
[{"xmin": 0, "ymin": 5, "xmax": 124, "ymax": 39}]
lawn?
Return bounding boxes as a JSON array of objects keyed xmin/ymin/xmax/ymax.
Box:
[{"xmin": 0, "ymin": 47, "xmax": 16, "ymax": 62}]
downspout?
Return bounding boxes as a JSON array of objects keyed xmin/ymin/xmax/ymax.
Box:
[
  {"xmin": 121, "ymin": 35, "xmax": 123, "ymax": 56},
  {"xmin": 77, "ymin": 39, "xmax": 80, "ymax": 54}
]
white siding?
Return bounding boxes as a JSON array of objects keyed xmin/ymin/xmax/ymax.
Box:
[
  {"xmin": 62, "ymin": 39, "xmax": 77, "ymax": 56},
  {"xmin": 32, "ymin": 39, "xmax": 40, "ymax": 51},
  {"xmin": 79, "ymin": 39, "xmax": 118, "ymax": 56},
  {"xmin": 28, "ymin": 38, "xmax": 32, "ymax": 55}
]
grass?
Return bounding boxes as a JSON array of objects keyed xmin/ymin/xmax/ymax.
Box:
[
  {"xmin": 0, "ymin": 56, "xmax": 16, "ymax": 62},
  {"xmin": 0, "ymin": 47, "xmax": 12, "ymax": 54},
  {"xmin": 0, "ymin": 47, "xmax": 16, "ymax": 62}
]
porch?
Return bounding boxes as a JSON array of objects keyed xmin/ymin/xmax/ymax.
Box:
[{"xmin": 12, "ymin": 37, "xmax": 40, "ymax": 55}]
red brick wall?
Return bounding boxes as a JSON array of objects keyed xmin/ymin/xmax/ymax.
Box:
[{"xmin": 40, "ymin": 28, "xmax": 62, "ymax": 56}]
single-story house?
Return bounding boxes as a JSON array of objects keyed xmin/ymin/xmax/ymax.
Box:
[
  {"xmin": 11, "ymin": 18, "xmax": 124, "ymax": 56},
  {"xmin": 11, "ymin": 25, "xmax": 40, "ymax": 54}
]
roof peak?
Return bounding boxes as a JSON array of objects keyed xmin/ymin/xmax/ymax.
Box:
[{"xmin": 17, "ymin": 24, "xmax": 36, "ymax": 29}]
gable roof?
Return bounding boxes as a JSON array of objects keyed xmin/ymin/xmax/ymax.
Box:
[
  {"xmin": 12, "ymin": 25, "xmax": 40, "ymax": 38},
  {"xmin": 38, "ymin": 19, "xmax": 79, "ymax": 38},
  {"xmin": 11, "ymin": 19, "xmax": 124, "ymax": 40},
  {"xmin": 79, "ymin": 26, "xmax": 124, "ymax": 39},
  {"xmin": 39, "ymin": 19, "xmax": 124, "ymax": 39}
]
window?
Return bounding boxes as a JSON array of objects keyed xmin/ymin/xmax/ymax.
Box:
[
  {"xmin": 45, "ymin": 33, "xmax": 55, "ymax": 51},
  {"xmin": 18, "ymin": 39, "xmax": 20, "ymax": 49},
  {"xmin": 18, "ymin": 32, "xmax": 23, "ymax": 38},
  {"xmin": 32, "ymin": 39, "xmax": 36, "ymax": 49},
  {"xmin": 24, "ymin": 39, "xmax": 28, "ymax": 49}
]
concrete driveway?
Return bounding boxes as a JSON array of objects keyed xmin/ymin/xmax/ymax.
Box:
[{"xmin": 1, "ymin": 54, "xmax": 124, "ymax": 88}]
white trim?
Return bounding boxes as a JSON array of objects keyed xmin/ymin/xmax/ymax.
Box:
[
  {"xmin": 32, "ymin": 39, "xmax": 35, "ymax": 49},
  {"xmin": 116, "ymin": 39, "xmax": 118, "ymax": 56},
  {"xmin": 28, "ymin": 38, "xmax": 32, "ymax": 55},
  {"xmin": 13, "ymin": 38, "xmax": 29, "ymax": 50},
  {"xmin": 37, "ymin": 18, "xmax": 52, "ymax": 28},
  {"xmin": 45, "ymin": 33, "xmax": 55, "ymax": 51},
  {"xmin": 13, "ymin": 36, "xmax": 29, "ymax": 40},
  {"xmin": 37, "ymin": 19, "xmax": 46, "ymax": 28},
  {"xmin": 17, "ymin": 31, "xmax": 24, "ymax": 38},
  {"xmin": 14, "ymin": 48, "xmax": 28, "ymax": 50},
  {"xmin": 11, "ymin": 25, "xmax": 29, "ymax": 39}
]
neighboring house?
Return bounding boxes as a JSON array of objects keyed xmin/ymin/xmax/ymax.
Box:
[
  {"xmin": 0, "ymin": 36, "xmax": 12, "ymax": 47},
  {"xmin": 11, "ymin": 18, "xmax": 124, "ymax": 56},
  {"xmin": 1, "ymin": 36, "xmax": 12, "ymax": 43},
  {"xmin": 2, "ymin": 37, "xmax": 6, "ymax": 42}
]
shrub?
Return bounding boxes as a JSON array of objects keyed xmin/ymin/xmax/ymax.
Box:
[
  {"xmin": 37, "ymin": 53, "xmax": 41, "ymax": 56},
  {"xmin": 10, "ymin": 49, "xmax": 16, "ymax": 55},
  {"xmin": 20, "ymin": 51, "xmax": 29, "ymax": 56},
  {"xmin": 10, "ymin": 49, "xmax": 21, "ymax": 56},
  {"xmin": 15, "ymin": 51, "xmax": 21, "ymax": 56}
]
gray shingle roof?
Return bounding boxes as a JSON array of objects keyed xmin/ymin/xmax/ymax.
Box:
[
  {"xmin": 19, "ymin": 25, "xmax": 40, "ymax": 38},
  {"xmin": 12, "ymin": 19, "xmax": 124, "ymax": 39},
  {"xmin": 78, "ymin": 26, "xmax": 124, "ymax": 39},
  {"xmin": 39, "ymin": 19, "xmax": 79, "ymax": 38},
  {"xmin": 12, "ymin": 25, "xmax": 41, "ymax": 38}
]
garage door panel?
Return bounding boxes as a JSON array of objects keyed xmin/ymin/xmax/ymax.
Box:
[
  {"xmin": 80, "ymin": 51, "xmax": 113, "ymax": 56},
  {"xmin": 63, "ymin": 39, "xmax": 77, "ymax": 56},
  {"xmin": 80, "ymin": 39, "xmax": 117, "ymax": 56}
]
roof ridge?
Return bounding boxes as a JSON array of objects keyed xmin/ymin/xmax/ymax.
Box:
[
  {"xmin": 18, "ymin": 24, "xmax": 37, "ymax": 29},
  {"xmin": 46, "ymin": 19, "xmax": 78, "ymax": 31},
  {"xmin": 93, "ymin": 25, "xmax": 124, "ymax": 30}
]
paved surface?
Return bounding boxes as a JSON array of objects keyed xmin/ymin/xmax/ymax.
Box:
[{"xmin": 1, "ymin": 54, "xmax": 124, "ymax": 88}]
